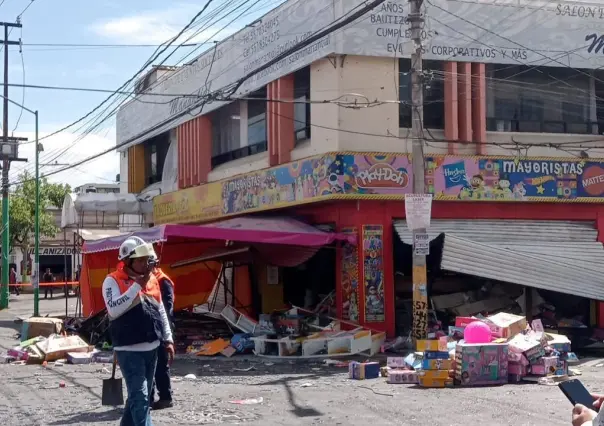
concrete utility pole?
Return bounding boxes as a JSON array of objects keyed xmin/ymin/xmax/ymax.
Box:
[
  {"xmin": 0, "ymin": 21, "xmax": 23, "ymax": 309},
  {"xmin": 408, "ymin": 0, "xmax": 429, "ymax": 341}
]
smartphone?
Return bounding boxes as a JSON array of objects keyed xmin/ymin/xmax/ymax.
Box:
[{"xmin": 559, "ymin": 379, "xmax": 598, "ymax": 411}]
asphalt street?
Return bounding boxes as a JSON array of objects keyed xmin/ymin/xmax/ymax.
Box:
[{"xmin": 0, "ymin": 293, "xmax": 599, "ymax": 425}]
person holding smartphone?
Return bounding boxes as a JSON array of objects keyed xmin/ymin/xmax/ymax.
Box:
[
  {"xmin": 572, "ymin": 395, "xmax": 604, "ymax": 426},
  {"xmin": 102, "ymin": 236, "xmax": 175, "ymax": 426}
]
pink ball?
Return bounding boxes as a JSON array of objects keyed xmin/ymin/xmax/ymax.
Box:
[{"xmin": 464, "ymin": 321, "xmax": 492, "ymax": 344}]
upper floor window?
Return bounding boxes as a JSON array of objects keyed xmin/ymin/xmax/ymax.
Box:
[
  {"xmin": 399, "ymin": 59, "xmax": 444, "ymax": 129},
  {"xmin": 294, "ymin": 66, "xmax": 311, "ymax": 142},
  {"xmin": 487, "ymin": 64, "xmax": 595, "ymax": 134},
  {"xmin": 211, "ymin": 102, "xmax": 241, "ymax": 158},
  {"xmin": 248, "ymin": 88, "xmax": 267, "ymax": 147},
  {"xmin": 144, "ymin": 132, "xmax": 169, "ymax": 186}
]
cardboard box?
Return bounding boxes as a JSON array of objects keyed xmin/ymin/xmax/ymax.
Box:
[
  {"xmin": 348, "ymin": 361, "xmax": 380, "ymax": 380},
  {"xmin": 387, "ymin": 370, "xmax": 418, "ymax": 384},
  {"xmin": 37, "ymin": 335, "xmax": 90, "ymax": 362},
  {"xmin": 387, "ymin": 357, "xmax": 405, "ymax": 368},
  {"xmin": 547, "ymin": 333, "xmax": 571, "ymax": 352},
  {"xmin": 508, "ymin": 362, "xmax": 528, "ymax": 376},
  {"xmin": 455, "ymin": 317, "xmax": 481, "ymax": 328},
  {"xmin": 421, "ymin": 358, "xmax": 453, "ymax": 370},
  {"xmin": 418, "ymin": 370, "xmax": 450, "ymax": 380},
  {"xmin": 485, "ymin": 313, "xmax": 527, "ymax": 339},
  {"xmin": 417, "ymin": 338, "xmax": 447, "ymax": 352},
  {"xmin": 424, "ymin": 351, "xmax": 450, "ymax": 360},
  {"xmin": 455, "ymin": 342, "xmax": 509, "ymax": 386},
  {"xmin": 508, "ymin": 334, "xmax": 545, "ymax": 363},
  {"xmin": 418, "ymin": 376, "xmax": 453, "ymax": 388},
  {"xmin": 20, "ymin": 317, "xmax": 63, "ymax": 341},
  {"xmin": 68, "ymin": 352, "xmax": 93, "ymax": 365}
]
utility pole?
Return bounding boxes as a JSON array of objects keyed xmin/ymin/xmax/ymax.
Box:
[
  {"xmin": 408, "ymin": 0, "xmax": 429, "ymax": 341},
  {"xmin": 0, "ymin": 21, "xmax": 23, "ymax": 310}
]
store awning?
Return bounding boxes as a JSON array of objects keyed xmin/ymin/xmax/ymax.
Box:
[
  {"xmin": 394, "ymin": 219, "xmax": 604, "ymax": 301},
  {"xmin": 77, "ymin": 228, "xmax": 124, "ymax": 241},
  {"xmin": 82, "ymin": 216, "xmax": 356, "ymax": 254}
]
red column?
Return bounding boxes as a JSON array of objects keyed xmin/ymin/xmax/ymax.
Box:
[
  {"xmin": 444, "ymin": 62, "xmax": 459, "ymax": 154},
  {"xmin": 471, "ymin": 63, "xmax": 487, "ymax": 155},
  {"xmin": 177, "ymin": 115, "xmax": 212, "ymax": 188},
  {"xmin": 266, "ymin": 82, "xmax": 278, "ymax": 166},
  {"xmin": 458, "ymin": 62, "xmax": 472, "ymax": 144},
  {"xmin": 267, "ymin": 75, "xmax": 295, "ymax": 166}
]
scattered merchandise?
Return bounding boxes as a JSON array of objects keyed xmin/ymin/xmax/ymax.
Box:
[
  {"xmin": 349, "ymin": 361, "xmax": 380, "ymax": 380},
  {"xmin": 21, "ymin": 317, "xmax": 63, "ymax": 341}
]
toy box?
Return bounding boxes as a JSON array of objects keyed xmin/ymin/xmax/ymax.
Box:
[
  {"xmin": 417, "ymin": 338, "xmax": 448, "ymax": 352},
  {"xmin": 418, "ymin": 376, "xmax": 453, "ymax": 388},
  {"xmin": 508, "ymin": 362, "xmax": 528, "ymax": 376},
  {"xmin": 348, "ymin": 361, "xmax": 380, "ymax": 380},
  {"xmin": 418, "ymin": 370, "xmax": 450, "ymax": 381},
  {"xmin": 554, "ymin": 359, "xmax": 568, "ymax": 376},
  {"xmin": 388, "ymin": 370, "xmax": 418, "ymax": 384},
  {"xmin": 424, "ymin": 351, "xmax": 450, "ymax": 360},
  {"xmin": 508, "ymin": 334, "xmax": 545, "ymax": 363},
  {"xmin": 421, "ymin": 358, "xmax": 453, "ymax": 370},
  {"xmin": 455, "ymin": 342, "xmax": 509, "ymax": 386},
  {"xmin": 387, "ymin": 357, "xmax": 405, "ymax": 368},
  {"xmin": 485, "ymin": 313, "xmax": 527, "ymax": 339},
  {"xmin": 455, "ymin": 317, "xmax": 481, "ymax": 328},
  {"xmin": 547, "ymin": 333, "xmax": 571, "ymax": 352}
]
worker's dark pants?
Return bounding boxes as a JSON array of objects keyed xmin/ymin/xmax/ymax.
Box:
[{"xmin": 152, "ymin": 345, "xmax": 172, "ymax": 402}]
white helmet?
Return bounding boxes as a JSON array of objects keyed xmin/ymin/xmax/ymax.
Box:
[{"xmin": 118, "ymin": 236, "xmax": 157, "ymax": 261}]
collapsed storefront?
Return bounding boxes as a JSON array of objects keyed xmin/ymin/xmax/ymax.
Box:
[
  {"xmin": 393, "ymin": 219, "xmax": 604, "ymax": 346},
  {"xmin": 79, "ymin": 216, "xmax": 353, "ymax": 320},
  {"xmin": 151, "ymin": 153, "xmax": 604, "ymax": 344}
]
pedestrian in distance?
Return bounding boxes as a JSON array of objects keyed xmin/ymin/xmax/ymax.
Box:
[
  {"xmin": 43, "ymin": 268, "xmax": 54, "ymax": 299},
  {"xmin": 102, "ymin": 236, "xmax": 174, "ymax": 426}
]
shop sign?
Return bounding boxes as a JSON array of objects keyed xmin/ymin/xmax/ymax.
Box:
[
  {"xmin": 153, "ymin": 183, "xmax": 222, "ymax": 224},
  {"xmin": 153, "ymin": 154, "xmax": 604, "ymax": 225},
  {"xmin": 27, "ymin": 247, "xmax": 76, "ymax": 256}
]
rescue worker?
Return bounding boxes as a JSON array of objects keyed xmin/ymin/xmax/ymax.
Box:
[
  {"xmin": 150, "ymin": 253, "xmax": 175, "ymax": 410},
  {"xmin": 102, "ymin": 236, "xmax": 174, "ymax": 426}
]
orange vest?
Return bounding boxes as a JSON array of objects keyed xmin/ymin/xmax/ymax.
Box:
[
  {"xmin": 109, "ymin": 268, "xmax": 162, "ymax": 304},
  {"xmin": 153, "ymin": 268, "xmax": 174, "ymax": 289}
]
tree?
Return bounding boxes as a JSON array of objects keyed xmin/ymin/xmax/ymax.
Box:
[{"xmin": 6, "ymin": 172, "xmax": 71, "ymax": 279}]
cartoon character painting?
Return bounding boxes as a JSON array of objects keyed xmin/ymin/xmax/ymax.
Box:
[{"xmin": 348, "ymin": 292, "xmax": 359, "ymax": 322}]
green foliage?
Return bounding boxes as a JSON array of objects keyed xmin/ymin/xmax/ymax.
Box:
[{"xmin": 6, "ymin": 171, "xmax": 71, "ymax": 250}]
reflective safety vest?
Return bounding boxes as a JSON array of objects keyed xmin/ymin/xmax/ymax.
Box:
[
  {"xmin": 107, "ymin": 267, "xmax": 164, "ymax": 347},
  {"xmin": 110, "ymin": 268, "xmax": 162, "ymax": 303},
  {"xmin": 153, "ymin": 268, "xmax": 174, "ymax": 289}
]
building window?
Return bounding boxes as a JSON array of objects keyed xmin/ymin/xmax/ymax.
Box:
[
  {"xmin": 211, "ymin": 90, "xmax": 269, "ymax": 168},
  {"xmin": 211, "ymin": 102, "xmax": 241, "ymax": 158},
  {"xmin": 487, "ymin": 64, "xmax": 594, "ymax": 134},
  {"xmin": 294, "ymin": 66, "xmax": 311, "ymax": 142},
  {"xmin": 143, "ymin": 132, "xmax": 169, "ymax": 186},
  {"xmin": 399, "ymin": 59, "xmax": 444, "ymax": 129},
  {"xmin": 247, "ymin": 88, "xmax": 267, "ymax": 147}
]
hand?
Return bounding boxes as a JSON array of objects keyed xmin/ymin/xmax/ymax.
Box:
[
  {"xmin": 592, "ymin": 393, "xmax": 604, "ymax": 410},
  {"xmin": 165, "ymin": 342, "xmax": 175, "ymax": 366},
  {"xmin": 573, "ymin": 404, "xmax": 597, "ymax": 426}
]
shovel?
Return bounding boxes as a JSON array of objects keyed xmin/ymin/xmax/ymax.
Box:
[{"xmin": 102, "ymin": 353, "xmax": 124, "ymax": 406}]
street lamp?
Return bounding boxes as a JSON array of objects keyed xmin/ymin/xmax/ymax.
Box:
[{"xmin": 0, "ymin": 95, "xmax": 40, "ymax": 315}]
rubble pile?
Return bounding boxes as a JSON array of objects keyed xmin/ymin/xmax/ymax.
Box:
[{"xmin": 349, "ymin": 312, "xmax": 580, "ymax": 388}]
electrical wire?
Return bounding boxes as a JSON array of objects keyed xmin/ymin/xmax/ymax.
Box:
[{"xmin": 12, "ymin": 29, "xmax": 24, "ymax": 133}]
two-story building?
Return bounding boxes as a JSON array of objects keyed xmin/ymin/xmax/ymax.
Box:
[{"xmin": 117, "ymin": 0, "xmax": 604, "ymax": 336}]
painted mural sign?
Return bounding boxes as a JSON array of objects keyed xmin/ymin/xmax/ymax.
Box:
[
  {"xmin": 362, "ymin": 225, "xmax": 385, "ymax": 323},
  {"xmin": 340, "ymin": 227, "xmax": 359, "ymax": 322},
  {"xmin": 153, "ymin": 154, "xmax": 604, "ymax": 225}
]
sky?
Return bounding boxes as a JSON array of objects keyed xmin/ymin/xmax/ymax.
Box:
[{"xmin": 1, "ymin": 0, "xmax": 283, "ymax": 189}]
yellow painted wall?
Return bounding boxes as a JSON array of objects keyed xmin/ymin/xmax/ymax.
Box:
[{"xmin": 128, "ymin": 144, "xmax": 146, "ymax": 193}]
